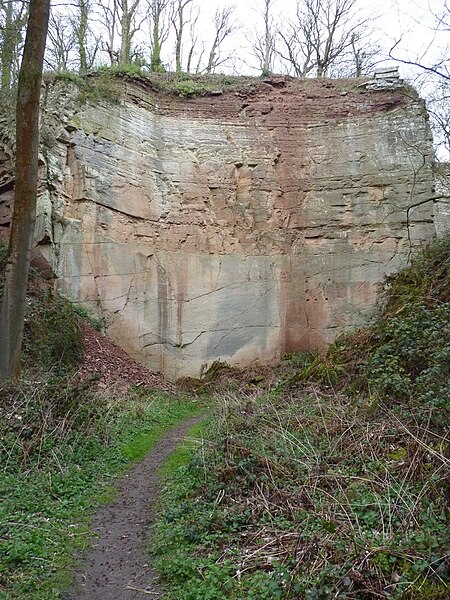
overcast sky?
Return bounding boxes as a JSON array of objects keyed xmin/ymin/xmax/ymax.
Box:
[
  {"xmin": 188, "ymin": 0, "xmax": 447, "ymax": 79},
  {"xmin": 176, "ymin": 0, "xmax": 447, "ymax": 155}
]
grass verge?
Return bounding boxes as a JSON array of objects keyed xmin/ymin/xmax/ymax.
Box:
[
  {"xmin": 0, "ymin": 375, "xmax": 203, "ymax": 599},
  {"xmin": 153, "ymin": 386, "xmax": 449, "ymax": 600},
  {"xmin": 159, "ymin": 418, "xmax": 208, "ymax": 478},
  {"xmin": 152, "ymin": 236, "xmax": 450, "ymax": 600}
]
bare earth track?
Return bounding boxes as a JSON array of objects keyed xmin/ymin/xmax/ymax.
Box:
[
  {"xmin": 63, "ymin": 319, "xmax": 196, "ymax": 599},
  {"xmin": 65, "ymin": 414, "xmax": 202, "ymax": 600}
]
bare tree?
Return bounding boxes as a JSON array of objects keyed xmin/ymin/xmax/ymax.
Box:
[
  {"xmin": 46, "ymin": 0, "xmax": 99, "ymax": 72},
  {"xmin": 205, "ymin": 5, "xmax": 237, "ymax": 74},
  {"xmin": 98, "ymin": 0, "xmax": 146, "ymax": 66},
  {"xmin": 184, "ymin": 5, "xmax": 201, "ymax": 73},
  {"xmin": 261, "ymin": 0, "xmax": 275, "ymax": 76},
  {"xmin": 174, "ymin": 3, "xmax": 237, "ymax": 75},
  {"xmin": 46, "ymin": 11, "xmax": 77, "ymax": 71},
  {"xmin": 0, "ymin": 0, "xmax": 28, "ymax": 91},
  {"xmin": 389, "ymin": 6, "xmax": 450, "ymax": 83},
  {"xmin": 347, "ymin": 31, "xmax": 379, "ymax": 76},
  {"xmin": 276, "ymin": 4, "xmax": 316, "ymax": 77},
  {"xmin": 250, "ymin": 0, "xmax": 276, "ymax": 76},
  {"xmin": 277, "ymin": 0, "xmax": 366, "ymax": 78},
  {"xmin": 329, "ymin": 28, "xmax": 381, "ymax": 77},
  {"xmin": 118, "ymin": 0, "xmax": 142, "ymax": 64},
  {"xmin": 262, "ymin": 0, "xmax": 275, "ymax": 75},
  {"xmin": 74, "ymin": 0, "xmax": 90, "ymax": 71},
  {"xmin": 388, "ymin": 3, "xmax": 450, "ymax": 155},
  {"xmin": 427, "ymin": 81, "xmax": 450, "ymax": 157},
  {"xmin": 0, "ymin": 0, "xmax": 50, "ymax": 381},
  {"xmin": 98, "ymin": 0, "xmax": 118, "ymax": 64},
  {"xmin": 71, "ymin": 0, "xmax": 99, "ymax": 72},
  {"xmin": 172, "ymin": 0, "xmax": 194, "ymax": 73},
  {"xmin": 165, "ymin": 1, "xmax": 237, "ymax": 75}
]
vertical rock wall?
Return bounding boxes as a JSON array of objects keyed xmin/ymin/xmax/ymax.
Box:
[
  {"xmin": 36, "ymin": 77, "xmax": 436, "ymax": 378},
  {"xmin": 435, "ymin": 163, "xmax": 450, "ymax": 236}
]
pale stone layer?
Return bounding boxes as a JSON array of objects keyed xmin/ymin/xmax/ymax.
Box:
[{"xmin": 37, "ymin": 78, "xmax": 435, "ymax": 378}]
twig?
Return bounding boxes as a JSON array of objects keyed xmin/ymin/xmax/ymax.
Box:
[
  {"xmin": 389, "ymin": 40, "xmax": 450, "ymax": 82},
  {"xmin": 125, "ymin": 585, "xmax": 159, "ymax": 595}
]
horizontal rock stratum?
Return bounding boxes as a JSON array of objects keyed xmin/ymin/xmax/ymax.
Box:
[{"xmin": 13, "ymin": 75, "xmax": 441, "ymax": 378}]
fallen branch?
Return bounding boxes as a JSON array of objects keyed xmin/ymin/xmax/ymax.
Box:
[{"xmin": 125, "ymin": 584, "xmax": 160, "ymax": 595}]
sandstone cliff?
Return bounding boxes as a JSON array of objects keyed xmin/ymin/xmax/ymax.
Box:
[{"xmin": 1, "ymin": 75, "xmax": 438, "ymax": 378}]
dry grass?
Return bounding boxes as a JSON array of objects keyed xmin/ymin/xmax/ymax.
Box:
[{"xmin": 156, "ymin": 380, "xmax": 450, "ymax": 599}]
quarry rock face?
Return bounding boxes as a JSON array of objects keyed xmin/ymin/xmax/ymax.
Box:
[
  {"xmin": 29, "ymin": 77, "xmax": 437, "ymax": 378},
  {"xmin": 435, "ymin": 163, "xmax": 450, "ymax": 236}
]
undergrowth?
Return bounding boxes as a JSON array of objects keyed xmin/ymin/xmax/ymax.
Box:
[
  {"xmin": 304, "ymin": 234, "xmax": 450, "ymax": 428},
  {"xmin": 0, "ymin": 241, "xmax": 84, "ymax": 373},
  {"xmin": 23, "ymin": 290, "xmax": 84, "ymax": 371},
  {"xmin": 153, "ymin": 235, "xmax": 450, "ymax": 599},
  {"xmin": 0, "ymin": 375, "xmax": 201, "ymax": 599},
  {"xmin": 46, "ymin": 67, "xmax": 261, "ymax": 101}
]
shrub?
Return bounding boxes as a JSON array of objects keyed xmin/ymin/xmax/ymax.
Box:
[
  {"xmin": 23, "ymin": 290, "xmax": 84, "ymax": 371},
  {"xmin": 154, "ymin": 236, "xmax": 450, "ymax": 600}
]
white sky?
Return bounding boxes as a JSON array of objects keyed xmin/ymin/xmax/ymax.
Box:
[
  {"xmin": 187, "ymin": 0, "xmax": 448, "ymax": 78},
  {"xmin": 52, "ymin": 0, "xmax": 448, "ymax": 151}
]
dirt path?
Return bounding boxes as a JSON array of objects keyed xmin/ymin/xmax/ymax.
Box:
[{"xmin": 65, "ymin": 415, "xmax": 203, "ymax": 600}]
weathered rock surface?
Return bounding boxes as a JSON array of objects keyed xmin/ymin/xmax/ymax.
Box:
[
  {"xmin": 435, "ymin": 162, "xmax": 450, "ymax": 236},
  {"xmin": 1, "ymin": 76, "xmax": 438, "ymax": 379}
]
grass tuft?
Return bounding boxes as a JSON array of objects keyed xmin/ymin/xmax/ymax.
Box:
[{"xmin": 153, "ymin": 235, "xmax": 450, "ymax": 599}]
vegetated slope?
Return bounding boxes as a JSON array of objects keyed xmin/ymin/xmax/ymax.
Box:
[
  {"xmin": 154, "ymin": 235, "xmax": 450, "ymax": 600},
  {"xmin": 0, "ymin": 246, "xmax": 196, "ymax": 599},
  {"xmin": 0, "ymin": 240, "xmax": 172, "ymax": 390}
]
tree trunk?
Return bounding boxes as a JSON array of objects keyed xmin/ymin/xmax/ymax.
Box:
[
  {"xmin": 150, "ymin": 13, "xmax": 163, "ymax": 71},
  {"xmin": 175, "ymin": 21, "xmax": 183, "ymax": 73},
  {"xmin": 120, "ymin": 13, "xmax": 132, "ymax": 63},
  {"xmin": 262, "ymin": 0, "xmax": 272, "ymax": 77},
  {"xmin": 76, "ymin": 0, "xmax": 89, "ymax": 72},
  {"xmin": 0, "ymin": 0, "xmax": 50, "ymax": 381}
]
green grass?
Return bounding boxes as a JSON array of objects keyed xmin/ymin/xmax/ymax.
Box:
[
  {"xmin": 0, "ymin": 377, "xmax": 203, "ymax": 599},
  {"xmin": 153, "ymin": 387, "xmax": 450, "ymax": 599},
  {"xmin": 121, "ymin": 410, "xmax": 205, "ymax": 464},
  {"xmin": 152, "ymin": 236, "xmax": 450, "ymax": 600},
  {"xmin": 160, "ymin": 419, "xmax": 207, "ymax": 477}
]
